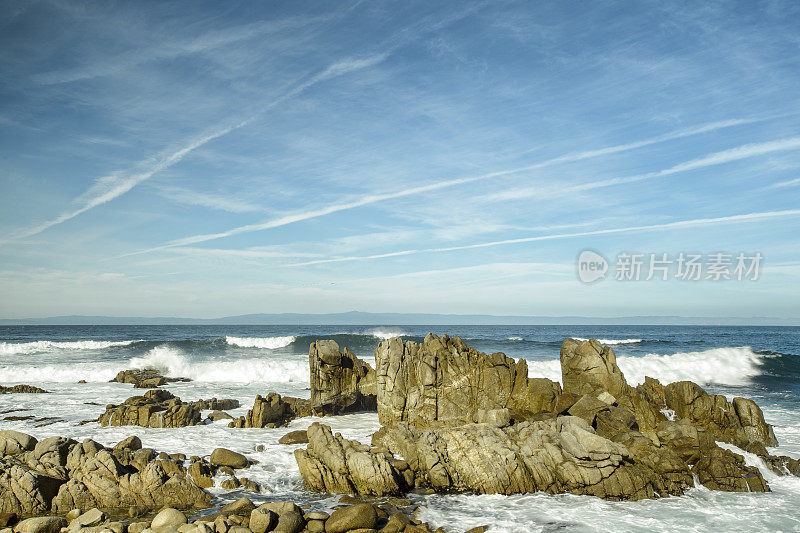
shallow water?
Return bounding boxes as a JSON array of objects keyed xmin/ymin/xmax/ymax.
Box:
[{"xmin": 1, "ymin": 325, "xmax": 798, "ymax": 532}]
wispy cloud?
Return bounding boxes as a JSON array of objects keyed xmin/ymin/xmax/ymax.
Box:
[
  {"xmin": 290, "ymin": 209, "xmax": 800, "ymax": 266},
  {"xmin": 128, "ymin": 117, "xmax": 759, "ymax": 253},
  {"xmin": 4, "ymin": 48, "xmax": 393, "ymax": 245},
  {"xmin": 1, "ymin": 120, "xmax": 250, "ymax": 244},
  {"xmin": 155, "ymin": 186, "xmax": 261, "ymax": 213},
  {"xmin": 487, "ymin": 136, "xmax": 800, "ymax": 202},
  {"xmin": 761, "ymin": 177, "xmax": 800, "ymax": 190}
]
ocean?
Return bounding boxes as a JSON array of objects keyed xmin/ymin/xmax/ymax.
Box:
[{"xmin": 1, "ymin": 325, "xmax": 798, "ymax": 532}]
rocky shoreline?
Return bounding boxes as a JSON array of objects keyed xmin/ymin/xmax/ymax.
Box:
[{"xmin": 1, "ymin": 334, "xmax": 798, "ymax": 532}]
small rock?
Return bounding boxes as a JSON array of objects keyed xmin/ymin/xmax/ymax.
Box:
[
  {"xmin": 128, "ymin": 522, "xmax": 149, "ymax": 533},
  {"xmin": 72, "ymin": 508, "xmax": 105, "ymax": 528},
  {"xmin": 210, "ymin": 448, "xmax": 249, "ymax": 469},
  {"xmin": 326, "ymin": 504, "xmax": 378, "ymax": 533},
  {"xmin": 248, "ymin": 509, "xmax": 277, "ymax": 533},
  {"xmin": 221, "ymin": 498, "xmax": 255, "ymax": 516},
  {"xmin": 278, "ymin": 430, "xmax": 309, "ymax": 445},
  {"xmin": 151, "ymin": 508, "xmax": 187, "ymax": 529}
]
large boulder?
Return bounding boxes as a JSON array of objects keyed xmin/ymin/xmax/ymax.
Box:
[
  {"xmin": 374, "ymin": 333, "xmax": 560, "ymax": 427},
  {"xmin": 309, "ymin": 340, "xmax": 377, "ymax": 414},
  {"xmin": 0, "ymin": 458, "xmax": 64, "ymax": 514},
  {"xmin": 560, "ymin": 338, "xmax": 629, "ymax": 398},
  {"xmin": 294, "ymin": 423, "xmax": 408, "ymax": 496}
]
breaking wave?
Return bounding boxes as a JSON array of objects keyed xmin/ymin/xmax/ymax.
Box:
[
  {"xmin": 366, "ymin": 328, "xmax": 407, "ymax": 340},
  {"xmin": 527, "ymin": 346, "xmax": 770, "ymax": 387},
  {"xmin": 128, "ymin": 345, "xmax": 308, "ymax": 383},
  {"xmin": 225, "ymin": 335, "xmax": 296, "ymax": 349},
  {"xmin": 0, "ymin": 339, "xmax": 141, "ymax": 355},
  {"xmin": 572, "ymin": 337, "xmax": 644, "ymax": 345}
]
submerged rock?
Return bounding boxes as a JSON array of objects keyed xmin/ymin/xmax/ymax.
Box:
[
  {"xmin": 111, "ymin": 369, "xmax": 191, "ymax": 389},
  {"xmin": 0, "ymin": 385, "xmax": 49, "ymax": 394}
]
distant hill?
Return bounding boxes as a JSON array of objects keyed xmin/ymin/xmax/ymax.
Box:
[{"xmin": 0, "ymin": 311, "xmax": 797, "ymax": 326}]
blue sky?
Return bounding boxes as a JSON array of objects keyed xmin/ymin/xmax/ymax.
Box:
[{"xmin": 1, "ymin": 0, "xmax": 799, "ymax": 319}]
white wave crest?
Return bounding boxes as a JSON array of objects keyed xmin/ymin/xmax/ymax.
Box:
[
  {"xmin": 129, "ymin": 345, "xmax": 308, "ymax": 383},
  {"xmin": 0, "ymin": 339, "xmax": 140, "ymax": 355},
  {"xmin": 225, "ymin": 336, "xmax": 296, "ymax": 349},
  {"xmin": 527, "ymin": 346, "xmax": 766, "ymax": 387},
  {"xmin": 367, "ymin": 328, "xmax": 406, "ymax": 340},
  {"xmin": 507, "ymin": 336, "xmax": 524, "ymax": 341},
  {"xmin": 572, "ymin": 337, "xmax": 644, "ymax": 345}
]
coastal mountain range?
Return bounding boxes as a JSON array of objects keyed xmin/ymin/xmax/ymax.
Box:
[{"xmin": 0, "ymin": 311, "xmax": 797, "ymax": 326}]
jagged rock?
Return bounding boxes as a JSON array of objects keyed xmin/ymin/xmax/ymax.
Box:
[
  {"xmin": 310, "ymin": 340, "xmax": 377, "ymax": 415},
  {"xmin": 228, "ymin": 394, "xmax": 310, "ymax": 429},
  {"xmin": 249, "ymin": 508, "xmax": 277, "ymax": 533},
  {"xmin": 0, "ymin": 458, "xmax": 64, "ymax": 514},
  {"xmin": 279, "ymin": 430, "xmax": 309, "ymax": 445},
  {"xmin": 0, "ymin": 385, "xmax": 49, "ymax": 394},
  {"xmin": 188, "ymin": 460, "xmax": 214, "ymax": 489},
  {"xmin": 560, "ymin": 338, "xmax": 629, "ymax": 398},
  {"xmin": 295, "ymin": 335, "xmax": 781, "ymax": 501},
  {"xmin": 210, "ymin": 449, "xmax": 248, "ymax": 469},
  {"xmin": 373, "ymin": 416, "xmax": 668, "ymax": 500},
  {"xmin": 111, "ymin": 369, "xmax": 191, "ymax": 389},
  {"xmin": 374, "ymin": 333, "xmax": 560, "ymax": 427},
  {"xmin": 295, "ymin": 423, "xmax": 407, "ymax": 496},
  {"xmin": 694, "ymin": 446, "xmax": 769, "ymax": 492},
  {"xmin": 99, "ymin": 391, "xmax": 239, "ymax": 428},
  {"xmin": 0, "ymin": 432, "xmax": 38, "ymax": 456},
  {"xmin": 663, "ymin": 381, "xmax": 778, "ymax": 447},
  {"xmin": 194, "ymin": 399, "xmax": 240, "ymax": 411}
]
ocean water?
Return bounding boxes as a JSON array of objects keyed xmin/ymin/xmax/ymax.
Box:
[{"xmin": 0, "ymin": 325, "xmax": 798, "ymax": 532}]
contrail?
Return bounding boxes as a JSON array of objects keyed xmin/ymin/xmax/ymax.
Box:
[
  {"xmin": 289, "ymin": 209, "xmax": 800, "ymax": 266},
  {"xmin": 126, "ymin": 117, "xmax": 766, "ymax": 254}
]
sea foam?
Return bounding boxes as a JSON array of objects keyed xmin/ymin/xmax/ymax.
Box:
[
  {"xmin": 0, "ymin": 339, "xmax": 140, "ymax": 355},
  {"xmin": 526, "ymin": 346, "xmax": 766, "ymax": 387},
  {"xmin": 225, "ymin": 335, "xmax": 296, "ymax": 349}
]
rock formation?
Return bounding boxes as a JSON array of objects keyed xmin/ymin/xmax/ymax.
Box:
[
  {"xmin": 98, "ymin": 390, "xmax": 238, "ymax": 428},
  {"xmin": 0, "ymin": 385, "xmax": 49, "ymax": 394},
  {"xmin": 111, "ymin": 369, "xmax": 191, "ymax": 389},
  {"xmin": 296, "ymin": 335, "xmax": 794, "ymax": 501},
  {"xmin": 0, "ymin": 432, "xmax": 210, "ymax": 516},
  {"xmin": 309, "ymin": 340, "xmax": 377, "ymax": 414},
  {"xmin": 228, "ymin": 393, "xmax": 311, "ymax": 428},
  {"xmin": 374, "ymin": 333, "xmax": 560, "ymax": 427}
]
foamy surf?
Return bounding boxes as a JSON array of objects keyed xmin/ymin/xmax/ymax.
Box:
[
  {"xmin": 129, "ymin": 345, "xmax": 308, "ymax": 383},
  {"xmin": 225, "ymin": 335, "xmax": 296, "ymax": 349},
  {"xmin": 572, "ymin": 337, "xmax": 644, "ymax": 345},
  {"xmin": 0, "ymin": 339, "xmax": 141, "ymax": 355},
  {"xmin": 526, "ymin": 346, "xmax": 767, "ymax": 387},
  {"xmin": 367, "ymin": 328, "xmax": 407, "ymax": 340}
]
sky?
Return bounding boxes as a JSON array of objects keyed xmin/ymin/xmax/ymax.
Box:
[{"xmin": 1, "ymin": 0, "xmax": 799, "ymax": 320}]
